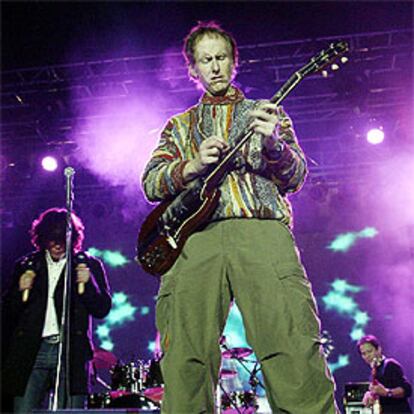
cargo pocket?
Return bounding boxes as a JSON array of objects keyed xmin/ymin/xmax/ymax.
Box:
[
  {"xmin": 155, "ymin": 275, "xmax": 175, "ymax": 353},
  {"xmin": 272, "ymin": 260, "xmax": 321, "ymax": 336}
]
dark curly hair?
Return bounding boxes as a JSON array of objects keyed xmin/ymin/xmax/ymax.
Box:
[
  {"xmin": 183, "ymin": 21, "xmax": 239, "ymax": 68},
  {"xmin": 30, "ymin": 207, "xmax": 85, "ymax": 253}
]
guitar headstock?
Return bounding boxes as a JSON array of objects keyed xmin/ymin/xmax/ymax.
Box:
[
  {"xmin": 299, "ymin": 41, "xmax": 349, "ymax": 77},
  {"xmin": 370, "ymin": 356, "xmax": 381, "ymax": 370}
]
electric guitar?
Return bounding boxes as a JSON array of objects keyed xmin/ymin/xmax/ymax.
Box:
[
  {"xmin": 137, "ymin": 41, "xmax": 349, "ymax": 276},
  {"xmin": 371, "ymin": 358, "xmax": 382, "ymax": 414}
]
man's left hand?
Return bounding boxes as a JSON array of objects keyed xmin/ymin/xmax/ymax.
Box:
[{"xmin": 249, "ymin": 101, "xmax": 280, "ymax": 138}]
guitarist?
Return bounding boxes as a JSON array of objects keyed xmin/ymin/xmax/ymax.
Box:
[
  {"xmin": 358, "ymin": 335, "xmax": 412, "ymax": 413},
  {"xmin": 142, "ymin": 21, "xmax": 338, "ymax": 414}
]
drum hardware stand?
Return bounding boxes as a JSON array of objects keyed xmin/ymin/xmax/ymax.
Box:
[
  {"xmin": 51, "ymin": 166, "xmax": 76, "ymax": 411},
  {"xmin": 96, "ymin": 376, "xmax": 111, "ymax": 390},
  {"xmin": 220, "ymin": 340, "xmax": 266, "ymax": 391},
  {"xmin": 217, "ymin": 338, "xmax": 238, "ymax": 413},
  {"xmin": 216, "ymin": 378, "xmax": 243, "ymax": 414},
  {"xmin": 248, "ymin": 362, "xmax": 265, "ymax": 394},
  {"xmin": 215, "ymin": 382, "xmax": 222, "ymax": 414},
  {"xmin": 219, "ymin": 358, "xmax": 263, "ymax": 414},
  {"xmin": 91, "ymin": 360, "xmax": 112, "ymax": 391},
  {"xmin": 219, "ymin": 338, "xmax": 264, "ymax": 413},
  {"xmin": 232, "ymin": 356, "xmax": 266, "ymax": 392},
  {"xmin": 135, "ymin": 360, "xmax": 147, "ymax": 393}
]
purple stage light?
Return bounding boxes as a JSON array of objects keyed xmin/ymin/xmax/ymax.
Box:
[
  {"xmin": 366, "ymin": 127, "xmax": 384, "ymax": 144},
  {"xmin": 41, "ymin": 155, "xmax": 58, "ymax": 171}
]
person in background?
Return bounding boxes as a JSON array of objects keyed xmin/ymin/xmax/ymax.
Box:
[
  {"xmin": 358, "ymin": 334, "xmax": 412, "ymax": 413},
  {"xmin": 142, "ymin": 21, "xmax": 338, "ymax": 413},
  {"xmin": 1, "ymin": 207, "xmax": 112, "ymax": 413}
]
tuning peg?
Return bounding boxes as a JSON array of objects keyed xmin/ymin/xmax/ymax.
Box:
[
  {"xmin": 331, "ymin": 63, "xmax": 340, "ymax": 71},
  {"xmin": 321, "ymin": 70, "xmax": 329, "ymax": 78},
  {"xmin": 341, "ymin": 56, "xmax": 349, "ymax": 64}
]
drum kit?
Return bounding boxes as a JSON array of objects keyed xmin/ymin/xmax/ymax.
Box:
[
  {"xmin": 88, "ymin": 349, "xmax": 163, "ymax": 410},
  {"xmin": 88, "ymin": 341, "xmax": 263, "ymax": 413}
]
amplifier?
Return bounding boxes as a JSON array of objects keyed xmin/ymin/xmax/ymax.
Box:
[
  {"xmin": 344, "ymin": 406, "xmax": 374, "ymax": 414},
  {"xmin": 344, "ymin": 382, "xmax": 370, "ymax": 403},
  {"xmin": 343, "ymin": 382, "xmax": 373, "ymax": 414}
]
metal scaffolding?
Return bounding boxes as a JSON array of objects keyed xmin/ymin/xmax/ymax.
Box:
[{"xmin": 1, "ymin": 29, "xmax": 413, "ymax": 194}]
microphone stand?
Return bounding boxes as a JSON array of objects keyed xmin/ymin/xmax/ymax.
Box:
[
  {"xmin": 51, "ymin": 166, "xmax": 75, "ymax": 411},
  {"xmin": 221, "ymin": 341, "xmax": 266, "ymax": 391}
]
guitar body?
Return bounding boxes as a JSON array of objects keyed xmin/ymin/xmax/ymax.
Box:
[{"xmin": 137, "ymin": 178, "xmax": 221, "ymax": 275}]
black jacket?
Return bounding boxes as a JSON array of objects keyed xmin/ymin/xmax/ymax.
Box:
[
  {"xmin": 1, "ymin": 250, "xmax": 112, "ymax": 396},
  {"xmin": 376, "ymin": 358, "xmax": 412, "ymax": 413}
]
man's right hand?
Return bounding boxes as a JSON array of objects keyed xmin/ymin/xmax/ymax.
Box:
[
  {"xmin": 19, "ymin": 270, "xmax": 36, "ymax": 292},
  {"xmin": 183, "ymin": 136, "xmax": 229, "ymax": 183}
]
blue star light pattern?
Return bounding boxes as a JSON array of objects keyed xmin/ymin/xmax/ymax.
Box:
[
  {"xmin": 322, "ymin": 278, "xmax": 372, "ymax": 372},
  {"xmin": 95, "ymin": 291, "xmax": 138, "ymax": 351},
  {"xmin": 327, "ymin": 227, "xmax": 378, "ymax": 253},
  {"xmin": 322, "ymin": 279, "xmax": 371, "ymax": 341},
  {"xmin": 87, "ymin": 247, "xmax": 130, "ymax": 268},
  {"xmin": 328, "ymin": 354, "xmax": 350, "ymax": 373}
]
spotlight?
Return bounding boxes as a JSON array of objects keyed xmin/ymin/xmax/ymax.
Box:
[
  {"xmin": 366, "ymin": 127, "xmax": 385, "ymax": 145},
  {"xmin": 41, "ymin": 155, "xmax": 58, "ymax": 171}
]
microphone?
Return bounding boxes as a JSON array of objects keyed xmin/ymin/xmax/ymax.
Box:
[
  {"xmin": 21, "ymin": 256, "xmax": 36, "ymax": 302},
  {"xmin": 64, "ymin": 166, "xmax": 75, "ymax": 177},
  {"xmin": 75, "ymin": 252, "xmax": 88, "ymax": 295}
]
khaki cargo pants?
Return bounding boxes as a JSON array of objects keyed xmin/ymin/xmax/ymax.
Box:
[{"xmin": 156, "ymin": 219, "xmax": 338, "ymax": 413}]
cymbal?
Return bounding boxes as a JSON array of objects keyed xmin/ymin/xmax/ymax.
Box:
[
  {"xmin": 93, "ymin": 348, "xmax": 118, "ymax": 369},
  {"xmin": 219, "ymin": 368, "xmax": 238, "ymax": 379},
  {"xmin": 144, "ymin": 386, "xmax": 164, "ymax": 402},
  {"xmin": 109, "ymin": 390, "xmax": 131, "ymax": 399},
  {"xmin": 222, "ymin": 347, "xmax": 252, "ymax": 359}
]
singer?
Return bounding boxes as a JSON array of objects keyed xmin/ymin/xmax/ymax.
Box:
[{"xmin": 1, "ymin": 207, "xmax": 112, "ymax": 413}]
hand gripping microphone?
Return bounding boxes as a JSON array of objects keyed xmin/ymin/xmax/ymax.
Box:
[
  {"xmin": 75, "ymin": 252, "xmax": 88, "ymax": 295},
  {"xmin": 21, "ymin": 256, "xmax": 36, "ymax": 302}
]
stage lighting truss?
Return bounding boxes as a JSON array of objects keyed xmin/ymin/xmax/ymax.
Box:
[{"xmin": 1, "ymin": 29, "xmax": 412, "ymax": 189}]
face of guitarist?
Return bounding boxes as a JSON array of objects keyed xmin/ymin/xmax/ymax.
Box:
[
  {"xmin": 359, "ymin": 342, "xmax": 382, "ymax": 366},
  {"xmin": 189, "ymin": 34, "xmax": 235, "ymax": 96}
]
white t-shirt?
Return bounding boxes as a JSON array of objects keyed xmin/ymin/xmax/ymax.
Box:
[{"xmin": 42, "ymin": 251, "xmax": 66, "ymax": 338}]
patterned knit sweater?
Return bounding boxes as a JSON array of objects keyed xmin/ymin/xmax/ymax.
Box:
[{"xmin": 142, "ymin": 86, "xmax": 307, "ymax": 228}]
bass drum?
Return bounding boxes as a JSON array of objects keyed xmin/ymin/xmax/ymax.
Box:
[
  {"xmin": 87, "ymin": 392, "xmax": 111, "ymax": 409},
  {"xmin": 143, "ymin": 358, "xmax": 164, "ymax": 403}
]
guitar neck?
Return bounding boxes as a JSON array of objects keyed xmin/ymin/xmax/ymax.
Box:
[
  {"xmin": 270, "ymin": 72, "xmax": 302, "ymax": 104},
  {"xmin": 203, "ymin": 71, "xmax": 302, "ymax": 193},
  {"xmin": 371, "ymin": 360, "xmax": 380, "ymax": 384}
]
